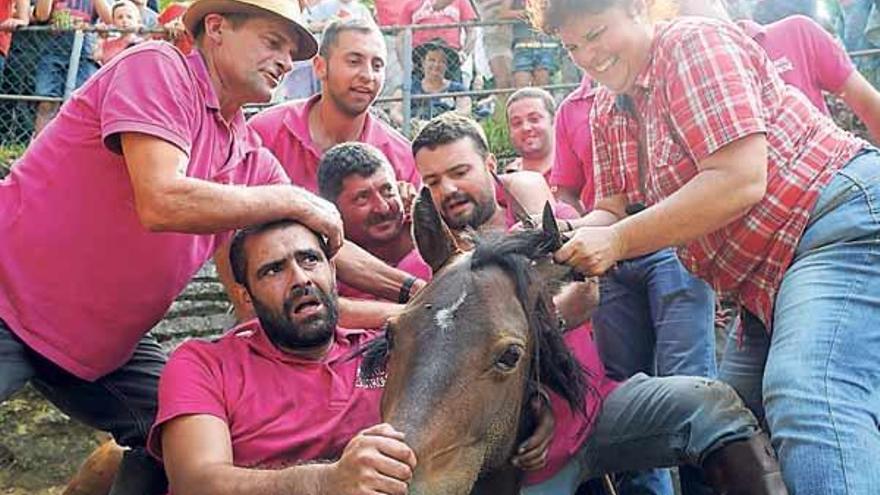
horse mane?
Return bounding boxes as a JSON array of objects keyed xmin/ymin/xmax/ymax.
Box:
[
  {"xmin": 357, "ymin": 228, "xmax": 597, "ymax": 415},
  {"xmin": 470, "ymin": 229, "xmax": 591, "ymax": 413}
]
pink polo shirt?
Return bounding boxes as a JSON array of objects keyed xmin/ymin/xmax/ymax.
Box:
[
  {"xmin": 148, "ymin": 322, "xmax": 383, "ymax": 472},
  {"xmin": 248, "ymin": 95, "xmax": 420, "ymax": 193},
  {"xmin": 0, "ymin": 42, "xmax": 289, "ymax": 381},
  {"xmin": 551, "ymin": 76, "xmax": 597, "ymax": 212},
  {"xmin": 738, "ymin": 16, "xmax": 855, "ymax": 114}
]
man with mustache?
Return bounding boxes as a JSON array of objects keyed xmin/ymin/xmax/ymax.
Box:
[
  {"xmin": 149, "ymin": 220, "xmax": 551, "ymax": 494},
  {"xmin": 318, "ymin": 142, "xmax": 431, "ymax": 302}
]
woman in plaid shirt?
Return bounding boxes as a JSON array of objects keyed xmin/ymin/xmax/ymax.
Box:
[{"xmin": 531, "ymin": 0, "xmax": 880, "ymax": 493}]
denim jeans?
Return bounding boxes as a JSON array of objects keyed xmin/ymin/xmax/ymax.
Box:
[
  {"xmin": 592, "ymin": 247, "xmax": 717, "ymax": 495},
  {"xmin": 0, "ymin": 320, "xmax": 168, "ymax": 495},
  {"xmin": 718, "ymin": 148, "xmax": 880, "ymax": 494},
  {"xmin": 523, "ymin": 373, "xmax": 760, "ymax": 495}
]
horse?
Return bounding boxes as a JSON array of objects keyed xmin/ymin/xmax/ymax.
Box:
[{"xmin": 359, "ymin": 189, "xmax": 601, "ymax": 495}]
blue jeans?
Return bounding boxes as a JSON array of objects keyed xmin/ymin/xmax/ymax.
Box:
[
  {"xmin": 593, "ymin": 248, "xmax": 717, "ymax": 495},
  {"xmin": 512, "ymin": 45, "xmax": 560, "ymax": 74},
  {"xmin": 523, "ymin": 374, "xmax": 760, "ymax": 494},
  {"xmin": 0, "ymin": 320, "xmax": 168, "ymax": 494},
  {"xmin": 719, "ymin": 148, "xmax": 880, "ymax": 494},
  {"xmin": 34, "ymin": 33, "xmax": 98, "ymax": 97}
]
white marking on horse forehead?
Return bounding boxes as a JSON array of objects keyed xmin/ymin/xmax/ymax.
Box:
[{"xmin": 434, "ymin": 291, "xmax": 468, "ymax": 332}]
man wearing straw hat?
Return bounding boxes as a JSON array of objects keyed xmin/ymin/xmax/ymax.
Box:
[{"xmin": 0, "ymin": 0, "xmax": 342, "ymax": 492}]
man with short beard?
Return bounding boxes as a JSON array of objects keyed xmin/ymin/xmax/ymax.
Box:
[
  {"xmin": 149, "ymin": 220, "xmax": 550, "ymax": 494},
  {"xmin": 318, "ymin": 142, "xmax": 431, "ymax": 301},
  {"xmin": 249, "ymin": 17, "xmax": 419, "ymax": 194}
]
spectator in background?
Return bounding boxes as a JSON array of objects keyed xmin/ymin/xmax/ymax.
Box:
[
  {"xmin": 32, "ymin": 0, "xmax": 113, "ymax": 135},
  {"xmin": 155, "ymin": 1, "xmax": 193, "ymax": 54},
  {"xmin": 374, "ymin": 0, "xmax": 405, "ymax": 98},
  {"xmin": 93, "ymin": 0, "xmax": 143, "ymax": 65},
  {"xmin": 0, "ymin": 0, "xmax": 29, "ymax": 80},
  {"xmin": 130, "ymin": 0, "xmax": 158, "ymax": 27},
  {"xmin": 473, "ymin": 0, "xmax": 514, "ymax": 89},
  {"xmin": 399, "ymin": 0, "xmax": 477, "ymax": 82},
  {"xmin": 390, "ymin": 39, "xmax": 471, "ymax": 124},
  {"xmin": 507, "ymin": 0, "xmax": 560, "ymax": 87}
]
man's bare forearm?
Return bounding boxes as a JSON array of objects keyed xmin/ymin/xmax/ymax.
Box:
[
  {"xmin": 338, "ymin": 297, "xmax": 403, "ymax": 329},
  {"xmin": 174, "ymin": 462, "xmax": 333, "ymax": 495},
  {"xmin": 335, "ymin": 242, "xmax": 424, "ymax": 300}
]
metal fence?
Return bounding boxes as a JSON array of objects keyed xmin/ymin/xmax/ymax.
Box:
[
  {"xmin": 2, "ymin": 19, "xmax": 880, "ymax": 147},
  {"xmin": 0, "ymin": 25, "xmax": 172, "ymax": 147}
]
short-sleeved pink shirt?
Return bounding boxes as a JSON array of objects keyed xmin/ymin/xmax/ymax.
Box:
[
  {"xmin": 738, "ymin": 16, "xmax": 855, "ymax": 115},
  {"xmin": 248, "ymin": 95, "xmax": 420, "ymax": 193},
  {"xmin": 0, "ymin": 43, "xmax": 289, "ymax": 381},
  {"xmin": 399, "ymin": 0, "xmax": 478, "ymax": 50},
  {"xmin": 148, "ymin": 322, "xmax": 383, "ymax": 470},
  {"xmin": 551, "ymin": 76, "xmax": 597, "ymax": 211}
]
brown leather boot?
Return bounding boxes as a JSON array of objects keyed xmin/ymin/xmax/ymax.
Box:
[{"xmin": 702, "ymin": 433, "xmax": 789, "ymax": 495}]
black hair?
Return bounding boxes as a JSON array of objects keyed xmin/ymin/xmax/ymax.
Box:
[
  {"xmin": 317, "ymin": 142, "xmax": 391, "ymax": 203},
  {"xmin": 411, "ymin": 112, "xmax": 490, "ymax": 160},
  {"xmin": 229, "ymin": 219, "xmax": 330, "ymax": 289}
]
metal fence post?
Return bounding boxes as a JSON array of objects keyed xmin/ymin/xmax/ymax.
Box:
[
  {"xmin": 401, "ymin": 26, "xmax": 413, "ymax": 137},
  {"xmin": 63, "ymin": 29, "xmax": 85, "ymax": 100}
]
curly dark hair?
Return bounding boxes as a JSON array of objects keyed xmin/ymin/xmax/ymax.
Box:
[{"xmin": 317, "ymin": 142, "xmax": 391, "ymax": 203}]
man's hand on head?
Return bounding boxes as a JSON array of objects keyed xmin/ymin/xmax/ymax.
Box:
[
  {"xmin": 325, "ymin": 423, "xmax": 417, "ymax": 495},
  {"xmin": 297, "ymin": 192, "xmax": 345, "ymax": 257}
]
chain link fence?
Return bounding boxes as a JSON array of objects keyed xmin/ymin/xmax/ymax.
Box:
[{"xmin": 0, "ymin": 25, "xmax": 175, "ymax": 148}]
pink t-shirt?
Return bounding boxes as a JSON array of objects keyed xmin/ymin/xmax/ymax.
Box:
[
  {"xmin": 399, "ymin": 0, "xmax": 478, "ymax": 50},
  {"xmin": 338, "ymin": 245, "xmax": 432, "ymax": 300},
  {"xmin": 249, "ymin": 95, "xmax": 420, "ymax": 193},
  {"xmin": 551, "ymin": 76, "xmax": 597, "ymax": 212},
  {"xmin": 525, "ymin": 324, "xmax": 618, "ymax": 485},
  {"xmin": 738, "ymin": 16, "xmax": 855, "ymax": 114},
  {"xmin": 0, "ymin": 43, "xmax": 289, "ymax": 381},
  {"xmin": 148, "ymin": 322, "xmax": 383, "ymax": 472}
]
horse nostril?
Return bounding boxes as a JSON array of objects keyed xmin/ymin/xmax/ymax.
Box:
[{"xmin": 495, "ymin": 344, "xmax": 524, "ymax": 372}]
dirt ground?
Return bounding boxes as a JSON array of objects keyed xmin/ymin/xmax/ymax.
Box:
[{"xmin": 0, "ymin": 386, "xmax": 103, "ymax": 494}]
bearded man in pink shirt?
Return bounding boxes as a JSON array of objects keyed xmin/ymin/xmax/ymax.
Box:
[
  {"xmin": 0, "ymin": 0, "xmax": 349, "ymax": 492},
  {"xmin": 149, "ymin": 219, "xmax": 553, "ymax": 494}
]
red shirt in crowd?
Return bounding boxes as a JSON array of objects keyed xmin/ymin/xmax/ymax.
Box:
[
  {"xmin": 591, "ymin": 18, "xmax": 866, "ymax": 329},
  {"xmin": 248, "ymin": 95, "xmax": 420, "ymax": 193},
  {"xmin": 0, "ymin": 0, "xmax": 16, "ymax": 56},
  {"xmin": 399, "ymin": 0, "xmax": 477, "ymax": 50}
]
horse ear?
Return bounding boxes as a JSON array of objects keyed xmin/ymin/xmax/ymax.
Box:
[
  {"xmin": 541, "ymin": 202, "xmax": 563, "ymax": 249},
  {"xmin": 412, "ymin": 187, "xmax": 459, "ymax": 274}
]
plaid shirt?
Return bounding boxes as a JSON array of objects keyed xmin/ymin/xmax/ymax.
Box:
[{"xmin": 591, "ymin": 18, "xmax": 867, "ymax": 329}]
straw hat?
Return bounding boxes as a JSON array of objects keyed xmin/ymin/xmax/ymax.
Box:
[{"xmin": 183, "ymin": 0, "xmax": 318, "ymax": 61}]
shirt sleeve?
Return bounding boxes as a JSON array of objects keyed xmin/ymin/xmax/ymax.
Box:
[
  {"xmin": 99, "ymin": 47, "xmax": 198, "ymax": 156},
  {"xmin": 797, "ymin": 16, "xmax": 856, "ymax": 93},
  {"xmin": 147, "ymin": 342, "xmax": 228, "ymax": 460},
  {"xmin": 663, "ymin": 25, "xmax": 767, "ymax": 162}
]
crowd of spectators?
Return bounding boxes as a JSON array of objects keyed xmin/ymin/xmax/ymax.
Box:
[{"xmin": 0, "ymin": 0, "xmax": 879, "ymax": 140}]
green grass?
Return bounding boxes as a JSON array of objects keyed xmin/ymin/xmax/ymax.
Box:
[{"xmin": 0, "ymin": 144, "xmax": 25, "ymax": 179}]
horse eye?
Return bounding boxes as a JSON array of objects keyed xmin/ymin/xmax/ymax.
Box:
[{"xmin": 495, "ymin": 345, "xmax": 523, "ymax": 372}]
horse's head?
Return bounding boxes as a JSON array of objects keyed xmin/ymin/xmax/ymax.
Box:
[{"xmin": 360, "ymin": 189, "xmax": 590, "ymax": 495}]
